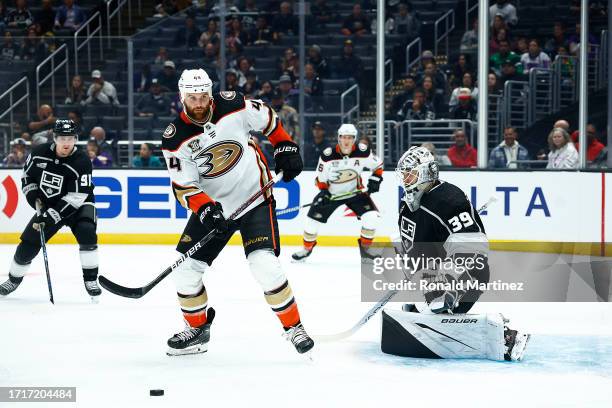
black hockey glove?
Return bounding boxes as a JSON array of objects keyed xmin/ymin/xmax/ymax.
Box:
[
  {"xmin": 273, "ymin": 141, "xmax": 303, "ymax": 182},
  {"xmin": 314, "ymin": 190, "xmax": 332, "ymax": 206},
  {"xmin": 367, "ymin": 174, "xmax": 382, "ymax": 194},
  {"xmin": 33, "ymin": 208, "xmax": 62, "ymax": 231},
  {"xmin": 198, "ymin": 201, "xmax": 230, "ymax": 236}
]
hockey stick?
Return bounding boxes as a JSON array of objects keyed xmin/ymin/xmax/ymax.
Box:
[
  {"xmin": 99, "ymin": 172, "xmax": 284, "ymax": 299},
  {"xmin": 313, "ymin": 195, "xmax": 498, "ymax": 342},
  {"xmin": 275, "ymin": 189, "xmax": 365, "ymax": 216},
  {"xmin": 38, "ymin": 226, "xmax": 54, "ymax": 305}
]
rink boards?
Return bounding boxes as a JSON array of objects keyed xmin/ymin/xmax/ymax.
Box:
[{"xmin": 0, "ymin": 169, "xmax": 609, "ymax": 253}]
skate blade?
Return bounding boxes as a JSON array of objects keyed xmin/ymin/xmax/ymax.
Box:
[
  {"xmin": 90, "ymin": 295, "xmax": 100, "ymax": 304},
  {"xmin": 291, "ymin": 257, "xmax": 308, "ymax": 263},
  {"xmin": 166, "ymin": 344, "xmax": 208, "ymax": 356},
  {"xmin": 511, "ymin": 333, "xmax": 531, "ymax": 361}
]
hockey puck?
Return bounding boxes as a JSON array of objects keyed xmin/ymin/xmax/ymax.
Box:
[{"xmin": 150, "ymin": 389, "xmax": 164, "ymax": 397}]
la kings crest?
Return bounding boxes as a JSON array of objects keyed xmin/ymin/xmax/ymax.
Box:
[
  {"xmin": 40, "ymin": 170, "xmax": 63, "ymax": 198},
  {"xmin": 400, "ymin": 215, "xmax": 416, "ymax": 253}
]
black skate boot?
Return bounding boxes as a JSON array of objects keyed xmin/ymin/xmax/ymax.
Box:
[
  {"xmin": 358, "ymin": 238, "xmax": 381, "ymax": 262},
  {"xmin": 84, "ymin": 279, "xmax": 102, "ymax": 301},
  {"xmin": 0, "ymin": 274, "xmax": 23, "ymax": 296},
  {"xmin": 167, "ymin": 308, "xmax": 216, "ymax": 356},
  {"xmin": 504, "ymin": 326, "xmax": 531, "ymax": 361},
  {"xmin": 285, "ymin": 323, "xmax": 314, "ymax": 354},
  {"xmin": 291, "ymin": 242, "xmax": 316, "ymax": 262}
]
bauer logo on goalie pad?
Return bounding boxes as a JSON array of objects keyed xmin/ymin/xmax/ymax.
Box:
[
  {"xmin": 400, "ymin": 215, "xmax": 416, "ymax": 252},
  {"xmin": 194, "ymin": 140, "xmax": 243, "ymax": 178},
  {"xmin": 40, "ymin": 170, "xmax": 63, "ymax": 198},
  {"xmin": 329, "ymin": 169, "xmax": 359, "ymax": 184}
]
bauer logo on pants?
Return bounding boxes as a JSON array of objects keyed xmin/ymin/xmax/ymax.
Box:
[{"xmin": 40, "ymin": 171, "xmax": 63, "ymax": 198}]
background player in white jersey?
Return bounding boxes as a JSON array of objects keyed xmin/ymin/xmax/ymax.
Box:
[
  {"xmin": 292, "ymin": 124, "xmax": 383, "ymax": 261},
  {"xmin": 161, "ymin": 69, "xmax": 313, "ymax": 356},
  {"xmin": 381, "ymin": 146, "xmax": 530, "ymax": 361}
]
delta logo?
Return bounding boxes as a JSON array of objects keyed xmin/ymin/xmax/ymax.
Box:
[{"xmin": 1, "ymin": 175, "xmax": 19, "ymax": 218}]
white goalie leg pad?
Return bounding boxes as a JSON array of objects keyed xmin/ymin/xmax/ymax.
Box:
[
  {"xmin": 381, "ymin": 308, "xmax": 506, "ymax": 361},
  {"xmin": 304, "ymin": 217, "xmax": 323, "ymax": 240},
  {"xmin": 247, "ymin": 249, "xmax": 286, "ymax": 291},
  {"xmin": 172, "ymin": 255, "xmax": 209, "ymax": 295},
  {"xmin": 79, "ymin": 249, "xmax": 99, "ymax": 269},
  {"xmin": 9, "ymin": 258, "xmax": 31, "ymax": 278},
  {"xmin": 360, "ymin": 210, "xmax": 380, "ymax": 239}
]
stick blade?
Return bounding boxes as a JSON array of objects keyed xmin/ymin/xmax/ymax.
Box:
[{"xmin": 98, "ymin": 275, "xmax": 146, "ymax": 299}]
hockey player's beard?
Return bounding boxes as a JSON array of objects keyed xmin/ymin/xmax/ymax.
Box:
[{"xmin": 185, "ymin": 104, "xmax": 212, "ymax": 124}]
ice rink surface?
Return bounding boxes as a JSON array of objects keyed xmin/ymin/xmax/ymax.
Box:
[{"xmin": 1, "ymin": 244, "xmax": 611, "ymax": 407}]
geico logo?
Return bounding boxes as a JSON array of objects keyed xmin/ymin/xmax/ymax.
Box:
[{"xmin": 194, "ymin": 141, "xmax": 243, "ymax": 178}]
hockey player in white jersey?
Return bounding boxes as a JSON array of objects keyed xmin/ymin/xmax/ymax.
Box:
[
  {"xmin": 292, "ymin": 124, "xmax": 383, "ymax": 261},
  {"xmin": 381, "ymin": 146, "xmax": 530, "ymax": 361},
  {"xmin": 161, "ymin": 69, "xmax": 313, "ymax": 356}
]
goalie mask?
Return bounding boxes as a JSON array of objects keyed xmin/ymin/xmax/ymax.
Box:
[
  {"xmin": 396, "ymin": 146, "xmax": 439, "ymax": 212},
  {"xmin": 178, "ymin": 68, "xmax": 213, "ymax": 103}
]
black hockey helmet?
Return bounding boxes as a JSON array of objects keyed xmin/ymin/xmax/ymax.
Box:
[{"xmin": 53, "ymin": 119, "xmax": 78, "ymax": 139}]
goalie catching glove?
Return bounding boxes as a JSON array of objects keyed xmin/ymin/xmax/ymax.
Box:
[{"xmin": 274, "ymin": 141, "xmax": 303, "ymax": 182}]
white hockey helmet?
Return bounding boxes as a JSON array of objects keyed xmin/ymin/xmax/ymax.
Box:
[
  {"xmin": 337, "ymin": 123, "xmax": 358, "ymax": 143},
  {"xmin": 178, "ymin": 68, "xmax": 213, "ymax": 103},
  {"xmin": 396, "ymin": 146, "xmax": 439, "ymax": 212}
]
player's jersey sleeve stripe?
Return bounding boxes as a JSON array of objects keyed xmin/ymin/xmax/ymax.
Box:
[
  {"xmin": 262, "ymin": 105, "xmax": 278, "ymax": 136},
  {"xmin": 171, "ymin": 182, "xmax": 213, "ymax": 213},
  {"xmin": 315, "ymin": 177, "xmax": 329, "ymax": 190},
  {"xmin": 372, "ymin": 167, "xmax": 383, "ymax": 176},
  {"xmin": 249, "ymin": 140, "xmax": 272, "ymax": 200},
  {"xmin": 266, "ymin": 119, "xmax": 293, "ymax": 146},
  {"xmin": 443, "ymin": 232, "xmax": 489, "ymax": 257},
  {"xmin": 419, "ymin": 204, "xmax": 452, "ymax": 234}
]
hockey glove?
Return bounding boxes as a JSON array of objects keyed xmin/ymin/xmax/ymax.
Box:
[
  {"xmin": 314, "ymin": 190, "xmax": 332, "ymax": 206},
  {"xmin": 367, "ymin": 174, "xmax": 383, "ymax": 194},
  {"xmin": 33, "ymin": 208, "xmax": 62, "ymax": 231},
  {"xmin": 273, "ymin": 141, "xmax": 303, "ymax": 182},
  {"xmin": 198, "ymin": 201, "xmax": 230, "ymax": 236}
]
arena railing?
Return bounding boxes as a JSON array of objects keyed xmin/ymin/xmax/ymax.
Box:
[
  {"xmin": 384, "ymin": 59, "xmax": 393, "ymax": 89},
  {"xmin": 340, "ymin": 84, "xmax": 360, "ymax": 124},
  {"xmin": 434, "ymin": 9, "xmax": 455, "ymax": 57},
  {"xmin": 528, "ymin": 68, "xmax": 554, "ymax": 125},
  {"xmin": 553, "ymin": 55, "xmax": 578, "ymax": 110},
  {"xmin": 73, "ymin": 11, "xmax": 104, "ymax": 76},
  {"xmin": 35, "ymin": 43, "xmax": 70, "ymax": 109},
  {"xmin": 465, "ymin": 0, "xmax": 478, "ymax": 30},
  {"xmin": 106, "ymin": 0, "xmax": 130, "ymax": 47},
  {"xmin": 0, "ymin": 77, "xmax": 30, "ymax": 150},
  {"xmin": 502, "ymin": 80, "xmax": 529, "ymax": 132},
  {"xmin": 356, "ymin": 120, "xmax": 398, "ymax": 164},
  {"xmin": 405, "ymin": 37, "xmax": 422, "ymax": 75},
  {"xmin": 598, "ymin": 30, "xmax": 608, "ymax": 90},
  {"xmin": 488, "ymin": 93, "xmax": 503, "ymax": 145}
]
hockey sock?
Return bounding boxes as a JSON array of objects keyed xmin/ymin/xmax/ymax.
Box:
[
  {"xmin": 303, "ymin": 231, "xmax": 317, "ymax": 251},
  {"xmin": 178, "ymin": 285, "xmax": 208, "ymax": 327},
  {"xmin": 264, "ymin": 280, "xmax": 301, "ymax": 329},
  {"xmin": 79, "ymin": 245, "xmax": 99, "ymax": 281},
  {"xmin": 359, "ymin": 236, "xmax": 374, "ymax": 246}
]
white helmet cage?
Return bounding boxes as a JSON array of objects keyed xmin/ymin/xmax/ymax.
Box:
[
  {"xmin": 396, "ymin": 146, "xmax": 439, "ymax": 211},
  {"xmin": 337, "ymin": 123, "xmax": 358, "ymax": 143},
  {"xmin": 178, "ymin": 69, "xmax": 213, "ymax": 103}
]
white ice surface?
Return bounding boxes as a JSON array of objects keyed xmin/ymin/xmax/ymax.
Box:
[{"xmin": 1, "ymin": 244, "xmax": 611, "ymax": 408}]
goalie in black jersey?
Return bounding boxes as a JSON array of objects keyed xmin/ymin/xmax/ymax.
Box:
[
  {"xmin": 0, "ymin": 119, "xmax": 101, "ymax": 300},
  {"xmin": 383, "ymin": 146, "xmax": 530, "ymax": 361}
]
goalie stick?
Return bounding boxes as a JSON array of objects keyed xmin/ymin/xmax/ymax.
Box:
[
  {"xmin": 98, "ymin": 172, "xmax": 283, "ymax": 299},
  {"xmin": 275, "ymin": 189, "xmax": 365, "ymax": 216},
  {"xmin": 313, "ymin": 195, "xmax": 498, "ymax": 342}
]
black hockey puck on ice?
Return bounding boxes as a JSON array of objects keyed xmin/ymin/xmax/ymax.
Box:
[{"xmin": 150, "ymin": 389, "xmax": 164, "ymax": 396}]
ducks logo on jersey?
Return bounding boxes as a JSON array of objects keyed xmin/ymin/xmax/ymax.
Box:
[
  {"xmin": 329, "ymin": 169, "xmax": 359, "ymax": 184},
  {"xmin": 194, "ymin": 140, "xmax": 243, "ymax": 178}
]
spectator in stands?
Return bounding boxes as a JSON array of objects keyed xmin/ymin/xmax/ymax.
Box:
[
  {"xmin": 279, "ymin": 47, "xmax": 296, "ymax": 76},
  {"xmin": 490, "ymin": 39, "xmax": 522, "ymax": 76},
  {"xmin": 421, "ymin": 75, "xmax": 444, "ymax": 116},
  {"xmin": 310, "ymin": 0, "xmax": 333, "ymax": 29},
  {"xmin": 554, "ymin": 119, "xmax": 570, "ymax": 132},
  {"xmin": 225, "ymin": 69, "xmax": 243, "ymax": 93},
  {"xmin": 568, "ymin": 22, "xmax": 599, "ymax": 57},
  {"xmin": 67, "ymin": 110, "xmax": 84, "ymax": 138},
  {"xmin": 89, "ymin": 126, "xmax": 112, "ymax": 156},
  {"xmin": 397, "ymin": 88, "xmax": 435, "ymax": 122},
  {"xmin": 514, "ymin": 36, "xmax": 528, "ymax": 55},
  {"xmin": 270, "ymin": 89, "xmax": 300, "ymax": 143},
  {"xmin": 421, "ymin": 142, "xmax": 451, "ymax": 167},
  {"xmin": 573, "ymin": 124, "xmax": 606, "ymax": 165},
  {"xmin": 19, "ymin": 25, "xmax": 47, "ymax": 61},
  {"xmin": 278, "ymin": 74, "xmax": 297, "ymax": 103},
  {"xmin": 156, "ymin": 60, "xmax": 179, "ymax": 92},
  {"xmin": 152, "ymin": 3, "xmax": 168, "ymax": 18},
  {"xmin": 2, "ymin": 137, "xmax": 29, "ymax": 167},
  {"xmin": 257, "ymin": 80, "xmax": 274, "ymax": 103},
  {"xmin": 358, "ymin": 134, "xmax": 371, "ymax": 147},
  {"xmin": 87, "ymin": 139, "xmax": 112, "ymax": 168},
  {"xmin": 488, "ymin": 72, "xmax": 502, "ymax": 95},
  {"xmin": 546, "ymin": 127, "xmax": 578, "ymax": 169},
  {"xmin": 250, "ymin": 13, "xmax": 273, "ymax": 45},
  {"xmin": 420, "ymin": 61, "xmax": 446, "ymax": 93},
  {"xmin": 304, "ymin": 121, "xmax": 329, "ymax": 168},
  {"xmin": 242, "ymin": 71, "xmax": 260, "ymax": 98},
  {"xmin": 28, "ymin": 103, "xmax": 55, "ymax": 145},
  {"xmin": 236, "ymin": 56, "xmax": 254, "ymax": 88},
  {"xmin": 307, "ymin": 44, "xmax": 329, "ymax": 78},
  {"xmin": 490, "ymin": 27, "xmax": 509, "ymax": 55},
  {"xmin": 154, "ymin": 47, "xmax": 169, "ymax": 65},
  {"xmin": 499, "ymin": 60, "xmax": 525, "ymax": 85},
  {"xmin": 391, "ymin": 75, "xmax": 416, "ymax": 116},
  {"xmin": 226, "ymin": 40, "xmax": 244, "ymax": 72},
  {"xmin": 174, "ymin": 14, "xmax": 201, "ymax": 48},
  {"xmin": 84, "ymin": 70, "xmax": 119, "ymax": 106},
  {"xmin": 461, "ymin": 18, "xmax": 478, "ymax": 54},
  {"xmin": 134, "ymin": 64, "xmax": 153, "ymax": 93},
  {"xmin": 489, "ymin": 0, "xmax": 518, "ymax": 27},
  {"xmin": 240, "ymin": 0, "xmax": 259, "ymax": 32},
  {"xmin": 387, "ymin": 2, "xmax": 420, "ymax": 39},
  {"xmin": 198, "ymin": 18, "xmax": 220, "ymax": 49},
  {"xmin": 544, "ymin": 22, "xmax": 568, "ymax": 59},
  {"xmin": 136, "ymin": 78, "xmax": 171, "ymax": 117},
  {"xmin": 341, "ymin": 3, "xmax": 370, "ymax": 36},
  {"xmin": 488, "ymin": 127, "xmax": 530, "ymax": 168},
  {"xmin": 6, "ymin": 0, "xmax": 33, "ymax": 30},
  {"xmin": 336, "ymin": 39, "xmax": 363, "ymax": 83},
  {"xmin": 448, "ymin": 129, "xmax": 477, "ymax": 168},
  {"xmin": 35, "ymin": 0, "xmax": 55, "ymax": 35},
  {"xmin": 449, "ymin": 88, "xmax": 477, "ymax": 121},
  {"xmin": 226, "ymin": 17, "xmax": 249, "ymax": 49},
  {"xmin": 299, "ymin": 63, "xmax": 323, "ymax": 97},
  {"xmin": 54, "ymin": 0, "xmax": 86, "ymax": 31},
  {"xmin": 451, "ymin": 54, "xmax": 473, "ymax": 87},
  {"xmin": 1, "ymin": 31, "xmax": 18, "ymax": 60},
  {"xmin": 520, "ymin": 39, "xmax": 551, "ymax": 73},
  {"xmin": 449, "ymin": 72, "xmax": 478, "ymax": 107},
  {"xmin": 132, "ymin": 142, "xmax": 163, "ymax": 168},
  {"xmin": 202, "ymin": 42, "xmax": 219, "ymax": 72},
  {"xmin": 272, "ymin": 1, "xmax": 298, "ymax": 40}
]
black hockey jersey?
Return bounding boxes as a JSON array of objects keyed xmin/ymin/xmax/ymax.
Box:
[
  {"xmin": 398, "ymin": 180, "xmax": 486, "ymax": 258},
  {"xmin": 21, "ymin": 143, "xmax": 94, "ymax": 222}
]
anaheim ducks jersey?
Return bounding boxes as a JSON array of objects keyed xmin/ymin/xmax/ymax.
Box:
[
  {"xmin": 161, "ymin": 91, "xmax": 291, "ymax": 218},
  {"xmin": 315, "ymin": 143, "xmax": 383, "ymax": 196}
]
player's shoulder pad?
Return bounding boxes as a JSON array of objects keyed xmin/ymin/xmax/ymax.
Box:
[
  {"xmin": 161, "ymin": 115, "xmax": 201, "ymax": 152},
  {"xmin": 31, "ymin": 142, "xmax": 53, "ymax": 157},
  {"xmin": 320, "ymin": 146, "xmax": 342, "ymax": 162},
  {"xmin": 211, "ymin": 91, "xmax": 246, "ymax": 123},
  {"xmin": 423, "ymin": 181, "xmax": 471, "ymax": 218},
  {"xmin": 71, "ymin": 148, "xmax": 93, "ymax": 171},
  {"xmin": 350, "ymin": 143, "xmax": 371, "ymax": 158}
]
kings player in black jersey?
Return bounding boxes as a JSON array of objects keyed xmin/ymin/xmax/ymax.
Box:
[
  {"xmin": 0, "ymin": 120, "xmax": 101, "ymax": 300},
  {"xmin": 384, "ymin": 146, "xmax": 530, "ymax": 361}
]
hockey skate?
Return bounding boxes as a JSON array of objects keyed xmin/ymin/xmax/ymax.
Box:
[
  {"xmin": 358, "ymin": 239, "xmax": 381, "ymax": 262},
  {"xmin": 0, "ymin": 274, "xmax": 23, "ymax": 296},
  {"xmin": 167, "ymin": 308, "xmax": 215, "ymax": 356},
  {"xmin": 504, "ymin": 326, "xmax": 531, "ymax": 361},
  {"xmin": 291, "ymin": 244, "xmax": 315, "ymax": 262},
  {"xmin": 285, "ymin": 323, "xmax": 315, "ymax": 355},
  {"xmin": 84, "ymin": 279, "xmax": 102, "ymax": 302}
]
